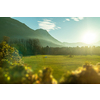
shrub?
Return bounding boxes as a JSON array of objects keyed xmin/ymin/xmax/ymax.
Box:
[
  {"xmin": 0, "ymin": 41, "xmax": 57, "ymax": 84},
  {"xmin": 59, "ymin": 62, "xmax": 100, "ymax": 84},
  {"xmin": 0, "ymin": 41, "xmax": 32, "ymax": 83},
  {"xmin": 37, "ymin": 67, "xmax": 57, "ymax": 84}
]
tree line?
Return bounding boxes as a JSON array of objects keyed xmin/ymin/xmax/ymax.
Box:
[{"xmin": 3, "ymin": 36, "xmax": 100, "ymax": 56}]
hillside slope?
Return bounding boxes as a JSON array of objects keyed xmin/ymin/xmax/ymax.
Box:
[
  {"xmin": 0, "ymin": 17, "xmax": 62, "ymax": 47},
  {"xmin": 0, "ymin": 17, "xmax": 99, "ymax": 47}
]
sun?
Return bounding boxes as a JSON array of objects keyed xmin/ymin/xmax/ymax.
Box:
[{"xmin": 82, "ymin": 31, "xmax": 96, "ymax": 44}]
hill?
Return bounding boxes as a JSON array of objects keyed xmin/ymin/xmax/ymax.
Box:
[
  {"xmin": 63, "ymin": 42, "xmax": 90, "ymax": 47},
  {"xmin": 0, "ymin": 17, "xmax": 99, "ymax": 47},
  {"xmin": 0, "ymin": 17, "xmax": 62, "ymax": 47}
]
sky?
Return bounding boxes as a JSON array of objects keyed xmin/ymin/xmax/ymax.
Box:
[{"xmin": 12, "ymin": 17, "xmax": 100, "ymax": 43}]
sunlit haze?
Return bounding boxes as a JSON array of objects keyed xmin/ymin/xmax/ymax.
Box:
[{"xmin": 82, "ymin": 31, "xmax": 97, "ymax": 44}]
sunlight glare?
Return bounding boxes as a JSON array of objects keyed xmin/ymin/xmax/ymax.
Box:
[{"xmin": 82, "ymin": 31, "xmax": 96, "ymax": 44}]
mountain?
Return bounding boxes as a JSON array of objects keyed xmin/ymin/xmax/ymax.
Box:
[
  {"xmin": 63, "ymin": 42, "xmax": 89, "ymax": 47},
  {"xmin": 0, "ymin": 17, "xmax": 62, "ymax": 47},
  {"xmin": 0, "ymin": 17, "xmax": 100, "ymax": 47},
  {"xmin": 33, "ymin": 29, "xmax": 62, "ymax": 46},
  {"xmin": 63, "ymin": 41, "xmax": 100, "ymax": 47}
]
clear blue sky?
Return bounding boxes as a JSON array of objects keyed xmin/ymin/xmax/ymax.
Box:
[{"xmin": 12, "ymin": 17, "xmax": 100, "ymax": 43}]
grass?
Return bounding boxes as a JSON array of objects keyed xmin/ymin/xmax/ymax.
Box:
[{"xmin": 22, "ymin": 55, "xmax": 100, "ymax": 81}]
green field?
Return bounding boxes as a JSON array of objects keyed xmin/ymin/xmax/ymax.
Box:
[{"xmin": 22, "ymin": 55, "xmax": 100, "ymax": 81}]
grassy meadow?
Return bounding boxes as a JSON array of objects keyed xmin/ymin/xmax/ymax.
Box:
[{"xmin": 22, "ymin": 55, "xmax": 100, "ymax": 81}]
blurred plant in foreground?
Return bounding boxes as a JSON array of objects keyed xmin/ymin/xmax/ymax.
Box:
[
  {"xmin": 59, "ymin": 62, "xmax": 100, "ymax": 84},
  {"xmin": 0, "ymin": 41, "xmax": 57, "ymax": 84},
  {"xmin": 36, "ymin": 67, "xmax": 57, "ymax": 84}
]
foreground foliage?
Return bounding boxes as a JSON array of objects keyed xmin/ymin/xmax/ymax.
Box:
[
  {"xmin": 0, "ymin": 41, "xmax": 57, "ymax": 84},
  {"xmin": 59, "ymin": 62, "xmax": 100, "ymax": 84}
]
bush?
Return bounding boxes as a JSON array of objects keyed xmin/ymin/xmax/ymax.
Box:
[
  {"xmin": 0, "ymin": 41, "xmax": 33, "ymax": 83},
  {"xmin": 59, "ymin": 62, "xmax": 100, "ymax": 84},
  {"xmin": 0, "ymin": 41, "xmax": 57, "ymax": 84},
  {"xmin": 36, "ymin": 67, "xmax": 57, "ymax": 84}
]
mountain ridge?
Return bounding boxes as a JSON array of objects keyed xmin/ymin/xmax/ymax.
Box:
[
  {"xmin": 0, "ymin": 17, "xmax": 62, "ymax": 47},
  {"xmin": 0, "ymin": 17, "xmax": 100, "ymax": 47}
]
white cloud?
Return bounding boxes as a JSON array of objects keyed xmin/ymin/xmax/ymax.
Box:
[
  {"xmin": 57, "ymin": 27, "xmax": 61, "ymax": 29},
  {"xmin": 71, "ymin": 17, "xmax": 79, "ymax": 21},
  {"xmin": 78, "ymin": 17, "xmax": 84, "ymax": 20},
  {"xmin": 55, "ymin": 27, "xmax": 61, "ymax": 30},
  {"xmin": 63, "ymin": 18, "xmax": 70, "ymax": 22},
  {"xmin": 71, "ymin": 17, "xmax": 84, "ymax": 21},
  {"xmin": 66, "ymin": 19, "xmax": 70, "ymax": 21},
  {"xmin": 38, "ymin": 19, "xmax": 60, "ymax": 32}
]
